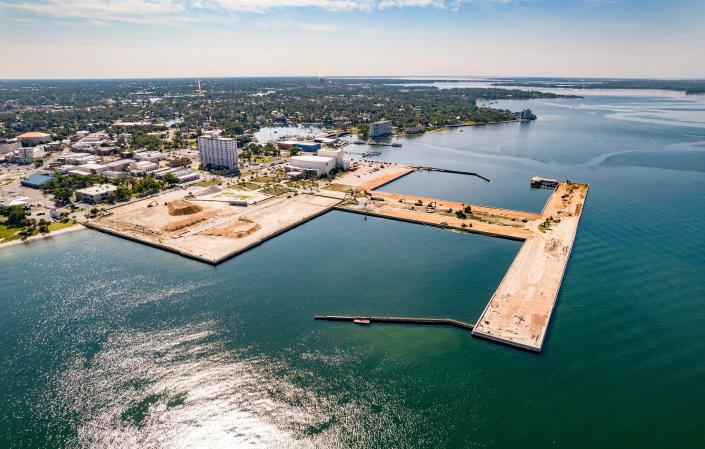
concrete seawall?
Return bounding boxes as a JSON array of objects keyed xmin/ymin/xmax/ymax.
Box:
[{"xmin": 336, "ymin": 207, "xmax": 528, "ymax": 242}]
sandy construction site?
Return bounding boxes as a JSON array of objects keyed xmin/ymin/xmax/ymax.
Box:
[
  {"xmin": 84, "ymin": 162, "xmax": 588, "ymax": 352},
  {"xmin": 87, "ymin": 189, "xmax": 340, "ymax": 263},
  {"xmin": 471, "ymin": 183, "xmax": 589, "ymax": 351}
]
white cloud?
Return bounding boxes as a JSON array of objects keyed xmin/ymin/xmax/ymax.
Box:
[
  {"xmin": 256, "ymin": 20, "xmax": 343, "ymax": 31},
  {"xmin": 3, "ymin": 0, "xmax": 191, "ymax": 24},
  {"xmin": 1, "ymin": 0, "xmax": 467, "ymax": 23}
]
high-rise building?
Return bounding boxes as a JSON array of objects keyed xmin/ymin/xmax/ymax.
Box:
[
  {"xmin": 197, "ymin": 132, "xmax": 238, "ymax": 171},
  {"xmin": 520, "ymin": 109, "xmax": 534, "ymax": 121},
  {"xmin": 369, "ymin": 120, "xmax": 392, "ymax": 138}
]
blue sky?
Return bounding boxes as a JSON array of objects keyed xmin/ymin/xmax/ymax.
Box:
[{"xmin": 0, "ymin": 0, "xmax": 703, "ymax": 78}]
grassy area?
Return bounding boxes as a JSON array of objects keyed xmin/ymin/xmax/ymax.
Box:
[
  {"xmin": 48, "ymin": 221, "xmax": 77, "ymax": 232},
  {"xmin": 0, "ymin": 224, "xmax": 22, "ymax": 241},
  {"xmin": 324, "ymin": 183, "xmax": 356, "ymax": 193},
  {"xmin": 195, "ymin": 179, "xmax": 222, "ymax": 188},
  {"xmin": 0, "ymin": 220, "xmax": 78, "ymax": 243},
  {"xmin": 253, "ymin": 175, "xmax": 283, "ymax": 183},
  {"xmin": 235, "ymin": 181, "xmax": 261, "ymax": 190},
  {"xmin": 260, "ymin": 185, "xmax": 291, "ymax": 196}
]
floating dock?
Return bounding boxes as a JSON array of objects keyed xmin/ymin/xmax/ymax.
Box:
[
  {"xmin": 530, "ymin": 176, "xmax": 559, "ymax": 189},
  {"xmin": 314, "ymin": 315, "xmax": 474, "ymax": 330}
]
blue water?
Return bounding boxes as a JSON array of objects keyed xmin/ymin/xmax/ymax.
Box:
[{"xmin": 2, "ymin": 88, "xmax": 705, "ymax": 448}]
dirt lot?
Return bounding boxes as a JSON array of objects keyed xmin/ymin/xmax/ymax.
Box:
[
  {"xmin": 88, "ymin": 190, "xmax": 340, "ymax": 263},
  {"xmin": 471, "ymin": 183, "xmax": 589, "ymax": 352}
]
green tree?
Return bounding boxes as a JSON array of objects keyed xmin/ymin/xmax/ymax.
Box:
[
  {"xmin": 115, "ymin": 185, "xmax": 131, "ymax": 201},
  {"xmin": 163, "ymin": 173, "xmax": 178, "ymax": 187},
  {"xmin": 2, "ymin": 206, "xmax": 28, "ymax": 227},
  {"xmin": 38, "ymin": 218, "xmax": 50, "ymax": 234}
]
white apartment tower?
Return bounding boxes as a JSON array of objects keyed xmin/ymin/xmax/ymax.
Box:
[
  {"xmin": 197, "ymin": 132, "xmax": 238, "ymax": 171},
  {"xmin": 369, "ymin": 120, "xmax": 392, "ymax": 138}
]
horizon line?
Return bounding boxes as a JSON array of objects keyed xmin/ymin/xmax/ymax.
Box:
[{"xmin": 1, "ymin": 75, "xmax": 705, "ymax": 82}]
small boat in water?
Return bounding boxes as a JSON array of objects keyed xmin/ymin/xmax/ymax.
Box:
[{"xmin": 354, "ymin": 318, "xmax": 371, "ymax": 325}]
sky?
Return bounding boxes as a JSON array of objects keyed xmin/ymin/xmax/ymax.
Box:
[{"xmin": 0, "ymin": 0, "xmax": 704, "ymax": 79}]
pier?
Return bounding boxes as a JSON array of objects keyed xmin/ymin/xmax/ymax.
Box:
[
  {"xmin": 413, "ymin": 166, "xmax": 491, "ymax": 182},
  {"xmin": 332, "ymin": 164, "xmax": 589, "ymax": 352},
  {"xmin": 314, "ymin": 315, "xmax": 474, "ymax": 330},
  {"xmin": 471, "ymin": 182, "xmax": 588, "ymax": 352}
]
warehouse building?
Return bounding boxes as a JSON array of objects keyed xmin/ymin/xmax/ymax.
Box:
[
  {"xmin": 21, "ymin": 173, "xmax": 54, "ymax": 189},
  {"xmin": 277, "ymin": 141, "xmax": 321, "ymax": 152},
  {"xmin": 288, "ymin": 155, "xmax": 336, "ymax": 176}
]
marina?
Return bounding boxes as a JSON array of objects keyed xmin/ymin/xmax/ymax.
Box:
[
  {"xmin": 331, "ymin": 167, "xmax": 588, "ymax": 352},
  {"xmin": 81, "ymin": 159, "xmax": 587, "ymax": 352}
]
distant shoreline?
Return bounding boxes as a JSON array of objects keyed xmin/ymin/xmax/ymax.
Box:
[{"xmin": 401, "ymin": 118, "xmax": 523, "ymax": 137}]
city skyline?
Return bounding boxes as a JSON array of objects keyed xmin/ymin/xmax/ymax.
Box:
[{"xmin": 1, "ymin": 0, "xmax": 704, "ymax": 79}]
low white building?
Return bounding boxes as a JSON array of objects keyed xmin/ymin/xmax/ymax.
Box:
[
  {"xmin": 134, "ymin": 151, "xmax": 165, "ymax": 162},
  {"xmin": 103, "ymin": 170, "xmax": 127, "ymax": 179},
  {"xmin": 75, "ymin": 184, "xmax": 117, "ymax": 203},
  {"xmin": 69, "ymin": 169, "xmax": 91, "ymax": 177},
  {"xmin": 80, "ymin": 132, "xmax": 106, "ymax": 145},
  {"xmin": 317, "ymin": 148, "xmax": 348, "ymax": 169},
  {"xmin": 77, "ymin": 163, "xmax": 107, "ymax": 174},
  {"xmin": 60, "ymin": 152, "xmax": 96, "ymax": 165},
  {"xmin": 369, "ymin": 120, "xmax": 392, "ymax": 138},
  {"xmin": 14, "ymin": 146, "xmax": 45, "ymax": 164},
  {"xmin": 45, "ymin": 141, "xmax": 63, "ymax": 152},
  {"xmin": 56, "ymin": 164, "xmax": 77, "ymax": 174},
  {"xmin": 130, "ymin": 161, "xmax": 158, "ymax": 175},
  {"xmin": 104, "ymin": 159, "xmax": 135, "ymax": 172},
  {"xmin": 288, "ymin": 155, "xmax": 336, "ymax": 176},
  {"xmin": 17, "ymin": 131, "xmax": 51, "ymax": 146},
  {"xmin": 155, "ymin": 168, "xmax": 200, "ymax": 184},
  {"xmin": 0, "ymin": 138, "xmax": 20, "ymax": 155}
]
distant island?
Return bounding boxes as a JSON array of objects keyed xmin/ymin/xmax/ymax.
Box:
[{"xmin": 489, "ymin": 77, "xmax": 705, "ymax": 95}]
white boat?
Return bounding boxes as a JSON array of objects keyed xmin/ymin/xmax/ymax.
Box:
[{"xmin": 353, "ymin": 318, "xmax": 371, "ymax": 325}]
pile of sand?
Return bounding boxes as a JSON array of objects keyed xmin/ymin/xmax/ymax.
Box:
[
  {"xmin": 167, "ymin": 199, "xmax": 203, "ymax": 216},
  {"xmin": 201, "ymin": 219, "xmax": 261, "ymax": 238},
  {"xmin": 162, "ymin": 211, "xmax": 217, "ymax": 232}
]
